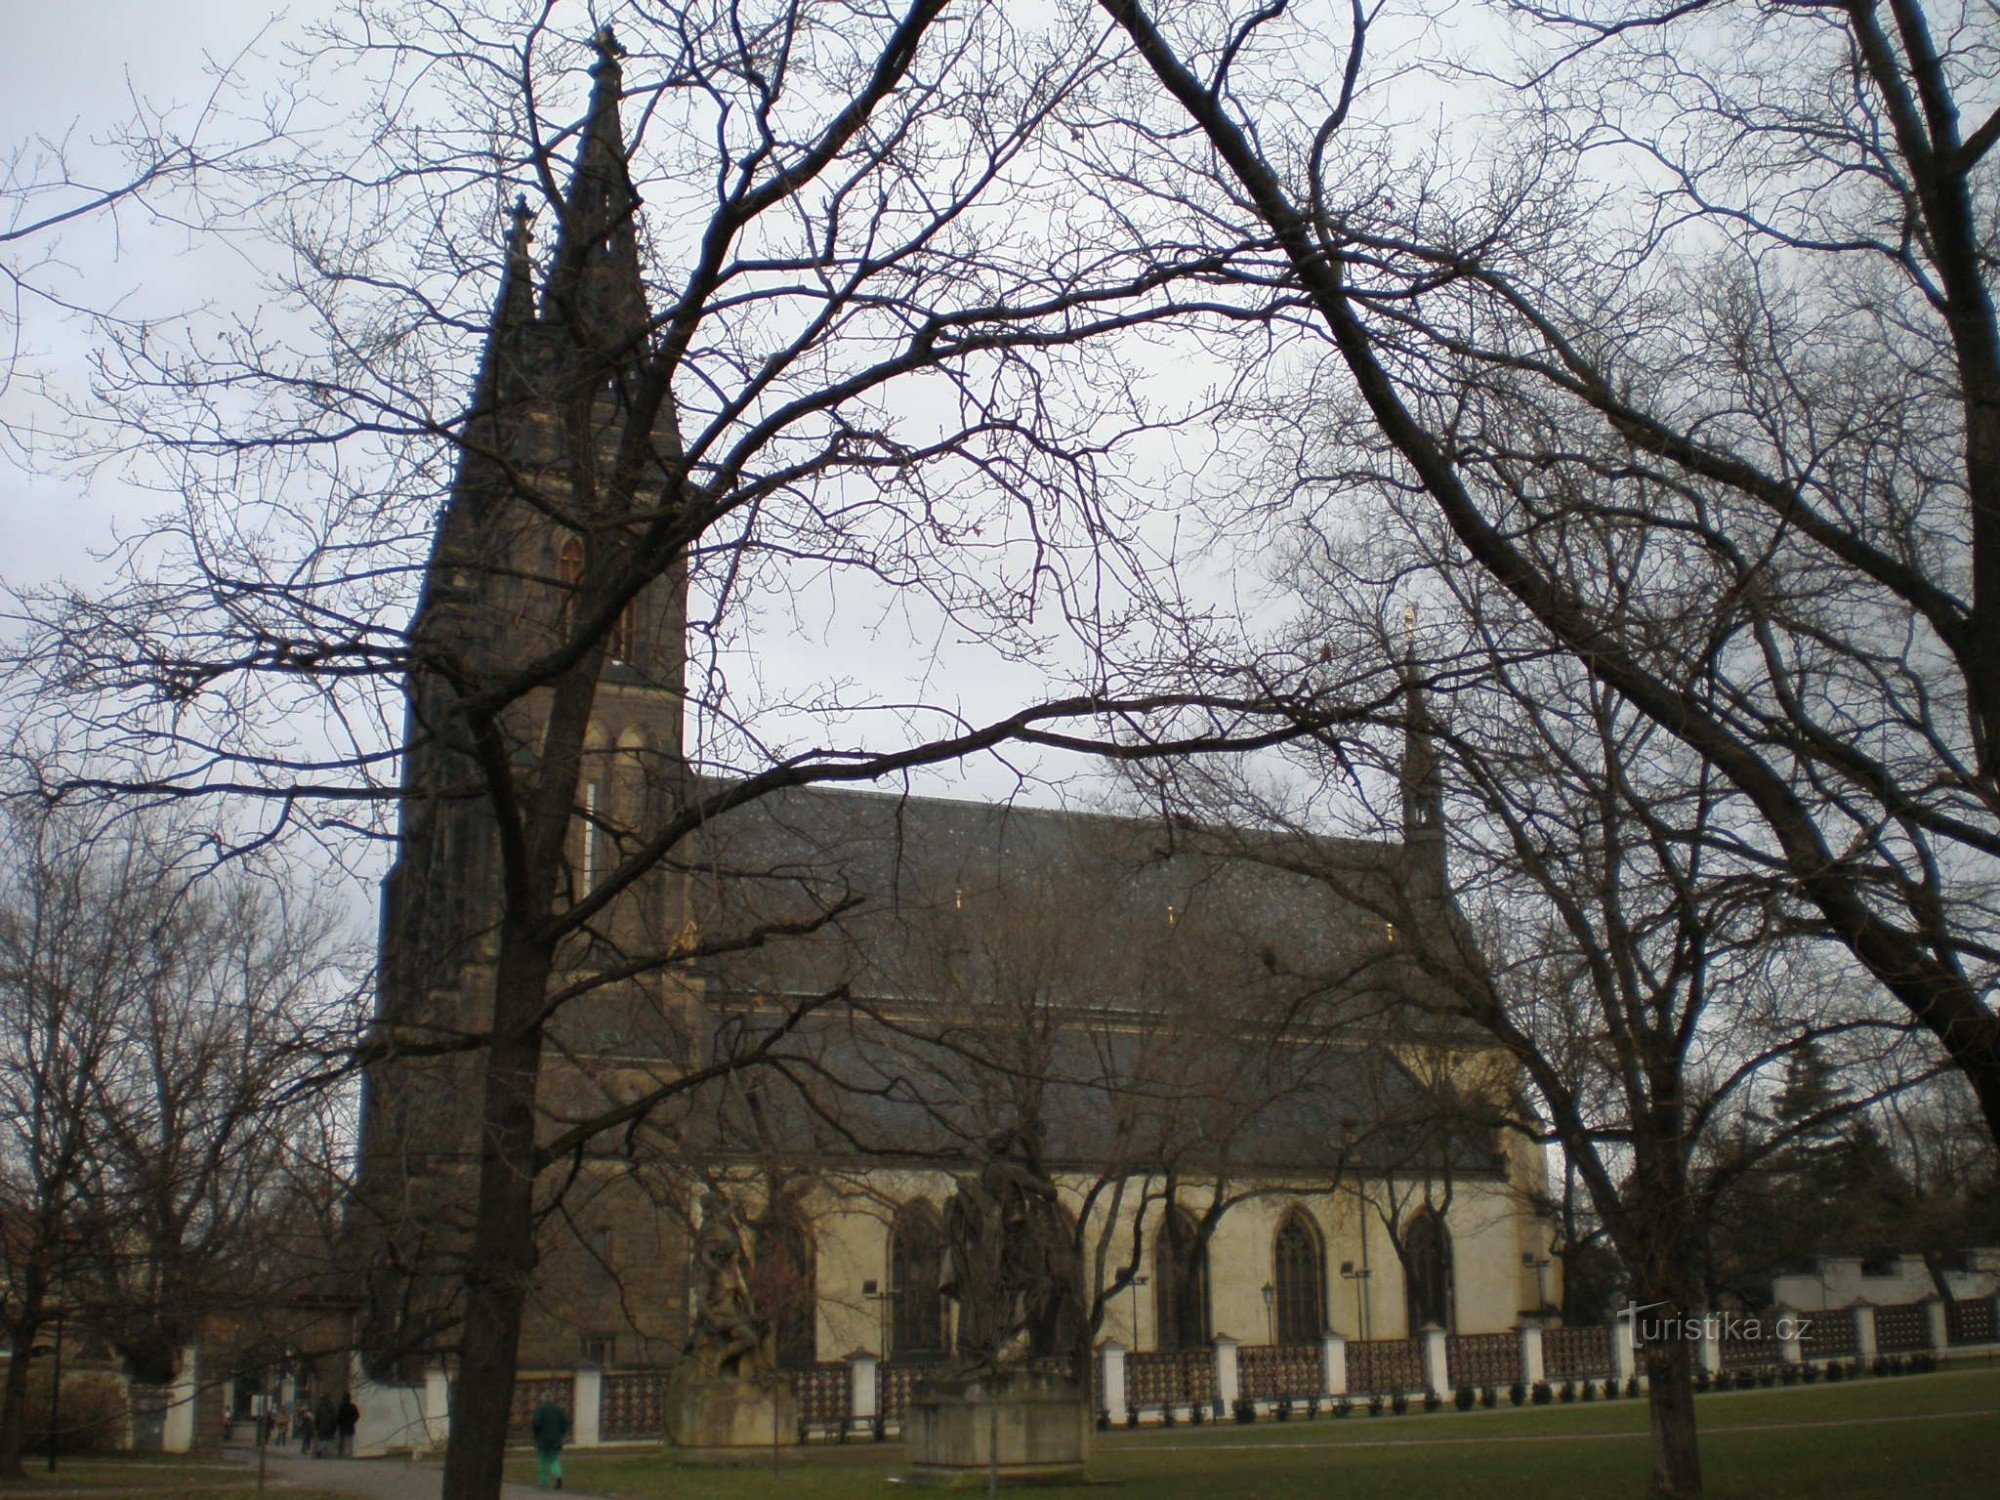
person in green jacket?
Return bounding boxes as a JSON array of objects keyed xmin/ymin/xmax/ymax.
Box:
[{"xmin": 530, "ymin": 1399, "xmax": 570, "ymax": 1491}]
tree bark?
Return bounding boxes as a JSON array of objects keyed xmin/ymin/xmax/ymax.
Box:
[
  {"xmin": 1642, "ymin": 1328, "xmax": 1703, "ymax": 1500},
  {"xmin": 438, "ymin": 921, "xmax": 556, "ymax": 1500},
  {"xmin": 0, "ymin": 1318, "xmax": 41, "ymax": 1479}
]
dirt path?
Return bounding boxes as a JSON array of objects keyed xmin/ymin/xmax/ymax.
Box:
[{"xmin": 232, "ymin": 1450, "xmax": 594, "ymax": 1500}]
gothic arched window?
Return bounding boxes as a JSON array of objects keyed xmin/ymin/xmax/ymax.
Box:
[
  {"xmin": 890, "ymin": 1200, "xmax": 946, "ymax": 1361},
  {"xmin": 1403, "ymin": 1209, "xmax": 1454, "ymax": 1334},
  {"xmin": 752, "ymin": 1210, "xmax": 816, "ymax": 1368},
  {"xmin": 1154, "ymin": 1207, "xmax": 1210, "ymax": 1352},
  {"xmin": 555, "ymin": 536, "xmax": 585, "ymax": 638},
  {"xmin": 1273, "ymin": 1209, "xmax": 1326, "ymax": 1345}
]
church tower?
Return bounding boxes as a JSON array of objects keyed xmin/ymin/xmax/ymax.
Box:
[
  {"xmin": 1399, "ymin": 628, "xmax": 1446, "ymax": 880},
  {"xmin": 358, "ymin": 26, "xmax": 692, "ymax": 1374}
]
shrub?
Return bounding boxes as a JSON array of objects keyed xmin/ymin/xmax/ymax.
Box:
[
  {"xmin": 1423, "ymin": 1390, "xmax": 1442, "ymax": 1414},
  {"xmin": 1126, "ymin": 1409, "xmax": 1139, "ymax": 1429},
  {"xmin": 1581, "ymin": 1378, "xmax": 1596, "ymax": 1402},
  {"xmin": 1558, "ymin": 1379, "xmax": 1576, "ymax": 1403},
  {"xmin": 1333, "ymin": 1398, "xmax": 1353, "ymax": 1419},
  {"xmin": 1481, "ymin": 1385, "xmax": 1498, "ymax": 1409},
  {"xmin": 1189, "ymin": 1402, "xmax": 1205, "ymax": 1426},
  {"xmin": 1231, "ymin": 1398, "xmax": 1253, "ymax": 1425},
  {"xmin": 15, "ymin": 1371, "xmax": 127, "ymax": 1456},
  {"xmin": 1454, "ymin": 1384, "xmax": 1476, "ymax": 1412},
  {"xmin": 1625, "ymin": 1376, "xmax": 1640, "ymax": 1398},
  {"xmin": 1509, "ymin": 1381, "xmax": 1527, "ymax": 1407},
  {"xmin": 1305, "ymin": 1396, "xmax": 1321, "ymax": 1418},
  {"xmin": 1531, "ymin": 1381, "xmax": 1553, "ymax": 1406},
  {"xmin": 1391, "ymin": 1393, "xmax": 1410, "ymax": 1416},
  {"xmin": 1801, "ymin": 1364, "xmax": 1819, "ymax": 1384},
  {"xmin": 1275, "ymin": 1400, "xmax": 1291, "ymax": 1421},
  {"xmin": 1161, "ymin": 1406, "xmax": 1177, "ymax": 1427},
  {"xmin": 1367, "ymin": 1394, "xmax": 1385, "ymax": 1417},
  {"xmin": 1735, "ymin": 1369, "xmax": 1757, "ymax": 1390},
  {"xmin": 1780, "ymin": 1365, "xmax": 1799, "ymax": 1385}
]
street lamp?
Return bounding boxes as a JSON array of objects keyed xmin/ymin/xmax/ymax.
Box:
[
  {"xmin": 1340, "ymin": 1262, "xmax": 1373, "ymax": 1341},
  {"xmin": 1261, "ymin": 1282, "xmax": 1276, "ymax": 1345}
]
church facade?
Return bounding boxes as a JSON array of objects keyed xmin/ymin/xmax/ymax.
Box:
[{"xmin": 350, "ymin": 30, "xmax": 1554, "ymax": 1396}]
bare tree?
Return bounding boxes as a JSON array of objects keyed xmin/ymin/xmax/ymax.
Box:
[
  {"xmin": 0, "ymin": 804, "xmax": 349, "ymax": 1476},
  {"xmin": 1, "ymin": 5, "xmax": 1314, "ymax": 1494},
  {"xmin": 1095, "ymin": 0, "xmax": 2000, "ymax": 1158}
]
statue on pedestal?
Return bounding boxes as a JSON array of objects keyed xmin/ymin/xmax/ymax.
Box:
[
  {"xmin": 669, "ymin": 1188, "xmax": 797, "ymax": 1451},
  {"xmin": 940, "ymin": 1128, "xmax": 1079, "ymax": 1372},
  {"xmin": 683, "ymin": 1189, "xmax": 775, "ymax": 1379}
]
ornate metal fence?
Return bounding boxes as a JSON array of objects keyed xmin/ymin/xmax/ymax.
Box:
[
  {"xmin": 1237, "ymin": 1344, "xmax": 1321, "ymax": 1401},
  {"xmin": 1446, "ymin": 1332, "xmax": 1522, "ymax": 1388},
  {"xmin": 1544, "ymin": 1326, "xmax": 1613, "ymax": 1379},
  {"xmin": 878, "ymin": 1362, "xmax": 924, "ymax": 1425},
  {"xmin": 1799, "ymin": 1308, "xmax": 1858, "ymax": 1360},
  {"xmin": 1874, "ymin": 1300, "xmax": 1930, "ymax": 1353},
  {"xmin": 1347, "ymin": 1338, "xmax": 1424, "ymax": 1394},
  {"xmin": 1718, "ymin": 1327, "xmax": 1778, "ymax": 1369},
  {"xmin": 1124, "ymin": 1349, "xmax": 1214, "ymax": 1411},
  {"xmin": 785, "ymin": 1362, "xmax": 852, "ymax": 1436},
  {"xmin": 600, "ymin": 1371, "xmax": 669, "ymax": 1440},
  {"xmin": 507, "ymin": 1374, "xmax": 572, "ymax": 1440},
  {"xmin": 1946, "ymin": 1295, "xmax": 1997, "ymax": 1346}
]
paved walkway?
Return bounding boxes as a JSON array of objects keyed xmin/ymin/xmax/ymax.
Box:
[{"xmin": 233, "ymin": 1448, "xmax": 592, "ymax": 1500}]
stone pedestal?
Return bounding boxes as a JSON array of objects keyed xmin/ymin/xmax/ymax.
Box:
[
  {"xmin": 666, "ymin": 1375, "xmax": 799, "ymax": 1454},
  {"xmin": 903, "ymin": 1369, "xmax": 1089, "ymax": 1487}
]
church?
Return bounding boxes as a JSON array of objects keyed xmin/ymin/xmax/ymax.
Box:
[{"xmin": 348, "ymin": 28, "xmax": 1554, "ymax": 1407}]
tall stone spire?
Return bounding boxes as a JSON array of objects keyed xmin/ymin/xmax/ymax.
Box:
[
  {"xmin": 543, "ymin": 25, "xmax": 649, "ymax": 362},
  {"xmin": 1399, "ymin": 608, "xmax": 1445, "ymax": 854}
]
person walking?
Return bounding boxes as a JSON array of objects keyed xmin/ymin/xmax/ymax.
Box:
[
  {"xmin": 530, "ymin": 1398, "xmax": 570, "ymax": 1491},
  {"xmin": 295, "ymin": 1402, "xmax": 315, "ymax": 1456},
  {"xmin": 336, "ymin": 1393, "xmax": 359, "ymax": 1458},
  {"xmin": 313, "ymin": 1393, "xmax": 336, "ymax": 1459}
]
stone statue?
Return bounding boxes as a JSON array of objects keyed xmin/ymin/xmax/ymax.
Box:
[
  {"xmin": 940, "ymin": 1129, "xmax": 1079, "ymax": 1371},
  {"xmin": 682, "ymin": 1190, "xmax": 775, "ymax": 1380}
]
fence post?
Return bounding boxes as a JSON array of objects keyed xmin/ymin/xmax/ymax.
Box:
[
  {"xmin": 422, "ymin": 1367, "xmax": 450, "ymax": 1450},
  {"xmin": 1212, "ymin": 1334, "xmax": 1240, "ymax": 1411},
  {"xmin": 571, "ymin": 1367, "xmax": 602, "ymax": 1449},
  {"xmin": 1320, "ymin": 1332, "xmax": 1347, "ymax": 1399},
  {"xmin": 848, "ymin": 1349, "xmax": 879, "ymax": 1437},
  {"xmin": 1774, "ymin": 1308, "xmax": 1802, "ymax": 1368},
  {"xmin": 1612, "ymin": 1309, "xmax": 1636, "ymax": 1386},
  {"xmin": 162, "ymin": 1346, "xmax": 199, "ymax": 1454},
  {"xmin": 1098, "ymin": 1342, "xmax": 1128, "ymax": 1427},
  {"xmin": 1693, "ymin": 1313, "xmax": 1722, "ymax": 1377},
  {"xmin": 1517, "ymin": 1320, "xmax": 1545, "ymax": 1388},
  {"xmin": 1422, "ymin": 1325, "xmax": 1449, "ymax": 1394},
  {"xmin": 1853, "ymin": 1304, "xmax": 1878, "ymax": 1365},
  {"xmin": 1925, "ymin": 1297, "xmax": 1949, "ymax": 1354}
]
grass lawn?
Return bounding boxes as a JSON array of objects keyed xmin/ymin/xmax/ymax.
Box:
[
  {"xmin": 0, "ymin": 1454, "xmax": 345, "ymax": 1496},
  {"xmin": 513, "ymin": 1366, "xmax": 2000, "ymax": 1500}
]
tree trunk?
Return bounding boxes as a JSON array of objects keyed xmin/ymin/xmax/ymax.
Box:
[
  {"xmin": 439, "ymin": 925, "xmax": 555, "ymax": 1500},
  {"xmin": 1641, "ymin": 1320, "xmax": 1703, "ymax": 1500},
  {"xmin": 0, "ymin": 1319, "xmax": 41, "ymax": 1479}
]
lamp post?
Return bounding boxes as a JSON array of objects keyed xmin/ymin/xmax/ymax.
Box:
[
  {"xmin": 46, "ymin": 1306, "xmax": 64, "ymax": 1474},
  {"xmin": 1340, "ymin": 1263, "xmax": 1372, "ymax": 1342},
  {"xmin": 1261, "ymin": 1283, "xmax": 1275, "ymax": 1346}
]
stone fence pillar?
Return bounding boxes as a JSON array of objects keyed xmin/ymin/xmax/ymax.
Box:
[
  {"xmin": 1854, "ymin": 1305, "xmax": 1879, "ymax": 1364},
  {"xmin": 1517, "ymin": 1321, "xmax": 1545, "ymax": 1387},
  {"xmin": 1925, "ymin": 1298, "xmax": 1949, "ymax": 1353},
  {"xmin": 1612, "ymin": 1309, "xmax": 1636, "ymax": 1385},
  {"xmin": 1421, "ymin": 1325, "xmax": 1449, "ymax": 1394},
  {"xmin": 162, "ymin": 1346, "xmax": 199, "ymax": 1454},
  {"xmin": 572, "ymin": 1367, "xmax": 602, "ymax": 1449},
  {"xmin": 1213, "ymin": 1335, "xmax": 1240, "ymax": 1409},
  {"xmin": 849, "ymin": 1349, "xmax": 879, "ymax": 1430},
  {"xmin": 422, "ymin": 1367, "xmax": 451, "ymax": 1450},
  {"xmin": 1098, "ymin": 1342, "xmax": 1128, "ymax": 1426},
  {"xmin": 1320, "ymin": 1333, "xmax": 1347, "ymax": 1399},
  {"xmin": 1774, "ymin": 1308, "xmax": 1803, "ymax": 1368},
  {"xmin": 1693, "ymin": 1314, "xmax": 1722, "ymax": 1377}
]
